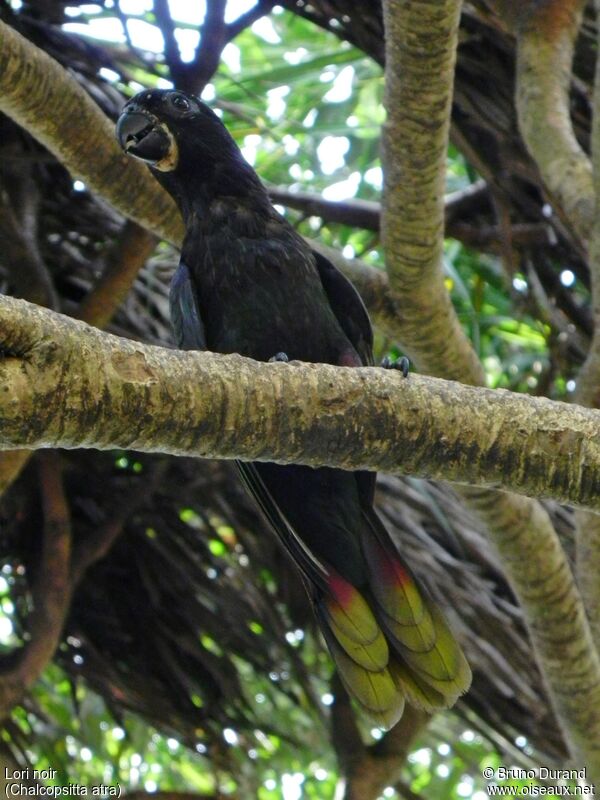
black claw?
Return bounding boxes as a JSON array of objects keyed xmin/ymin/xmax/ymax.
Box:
[
  {"xmin": 398, "ymin": 356, "xmax": 410, "ymax": 378},
  {"xmin": 269, "ymin": 352, "xmax": 289, "ymax": 363},
  {"xmin": 380, "ymin": 355, "xmax": 410, "ymax": 377}
]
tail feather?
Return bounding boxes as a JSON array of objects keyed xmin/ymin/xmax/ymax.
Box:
[
  {"xmin": 320, "ymin": 571, "xmax": 389, "ymax": 671},
  {"xmin": 362, "ymin": 524, "xmax": 428, "ymax": 626},
  {"xmin": 237, "ymin": 461, "xmax": 471, "ymax": 729},
  {"xmin": 312, "ymin": 512, "xmax": 471, "ymax": 728},
  {"xmin": 324, "ymin": 631, "xmax": 405, "ymax": 730},
  {"xmin": 379, "ymin": 607, "xmax": 436, "ymax": 653},
  {"xmin": 395, "ymin": 604, "xmax": 472, "ymax": 695},
  {"xmin": 389, "ymin": 658, "xmax": 448, "ymax": 712}
]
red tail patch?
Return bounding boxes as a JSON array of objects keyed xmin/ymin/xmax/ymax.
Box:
[
  {"xmin": 327, "ymin": 570, "xmax": 357, "ymax": 610},
  {"xmin": 373, "ymin": 542, "xmax": 411, "ymax": 588}
]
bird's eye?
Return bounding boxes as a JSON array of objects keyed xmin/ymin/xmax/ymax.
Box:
[{"xmin": 170, "ymin": 94, "xmax": 191, "ymax": 111}]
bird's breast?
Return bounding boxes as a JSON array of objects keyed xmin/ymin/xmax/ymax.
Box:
[{"xmin": 186, "ymin": 230, "xmax": 349, "ymax": 365}]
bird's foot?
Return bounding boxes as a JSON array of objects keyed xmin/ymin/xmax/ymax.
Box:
[
  {"xmin": 380, "ymin": 355, "xmax": 410, "ymax": 378},
  {"xmin": 269, "ymin": 352, "xmax": 289, "ymax": 363}
]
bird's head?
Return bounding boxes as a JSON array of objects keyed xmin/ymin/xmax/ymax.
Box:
[
  {"xmin": 116, "ymin": 89, "xmax": 237, "ymax": 174},
  {"xmin": 116, "ymin": 88, "xmax": 268, "ymax": 220}
]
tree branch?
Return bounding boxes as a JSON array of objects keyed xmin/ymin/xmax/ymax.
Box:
[
  {"xmin": 338, "ymin": 701, "xmax": 429, "ymax": 800},
  {"xmin": 152, "ymin": 0, "xmax": 185, "ymax": 87},
  {"xmin": 380, "ymin": 0, "xmax": 600, "ymax": 778},
  {"xmin": 269, "ymin": 183, "xmax": 554, "ymax": 253},
  {"xmin": 380, "ymin": 0, "xmax": 483, "ymax": 385},
  {"xmin": 515, "ymin": 0, "xmax": 592, "ymax": 247},
  {"xmin": 187, "ymin": 0, "xmax": 227, "ymax": 95},
  {"xmin": 75, "ymin": 220, "xmax": 157, "ymax": 328},
  {"xmin": 226, "ymin": 1, "xmax": 276, "ymax": 42},
  {"xmin": 0, "ymin": 177, "xmax": 57, "ymax": 309},
  {"xmin": 0, "ymin": 19, "xmax": 183, "ymax": 246},
  {"xmin": 70, "ymin": 461, "xmax": 167, "ymax": 585},
  {"xmin": 0, "ymin": 453, "xmax": 72, "ymax": 718},
  {"xmin": 3, "ymin": 296, "xmax": 600, "ymax": 514}
]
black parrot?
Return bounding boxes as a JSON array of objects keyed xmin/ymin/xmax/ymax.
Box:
[{"xmin": 116, "ymin": 89, "xmax": 471, "ymax": 728}]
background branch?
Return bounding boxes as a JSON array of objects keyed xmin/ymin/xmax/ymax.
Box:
[
  {"xmin": 0, "ymin": 453, "xmax": 71, "ymax": 718},
  {"xmin": 515, "ymin": 0, "xmax": 592, "ymax": 247},
  {"xmin": 380, "ymin": 0, "xmax": 600, "ymax": 777},
  {"xmin": 269, "ymin": 183, "xmax": 554, "ymax": 254}
]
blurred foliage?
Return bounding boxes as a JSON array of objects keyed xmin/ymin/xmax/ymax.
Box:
[
  {"xmin": 7, "ymin": 660, "xmax": 522, "ymax": 800},
  {"xmin": 0, "ymin": 0, "xmax": 590, "ymax": 798}
]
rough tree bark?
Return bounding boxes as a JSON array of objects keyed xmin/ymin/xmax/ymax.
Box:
[
  {"xmin": 2, "ymin": 295, "xmax": 600, "ymax": 513},
  {"xmin": 381, "ymin": 0, "xmax": 600, "ymax": 779},
  {"xmin": 516, "ymin": 0, "xmax": 592, "ymax": 247},
  {"xmin": 569, "ymin": 0, "xmax": 600, "ymax": 662}
]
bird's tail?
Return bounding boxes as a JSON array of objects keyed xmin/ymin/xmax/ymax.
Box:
[{"xmin": 314, "ymin": 508, "xmax": 471, "ymax": 729}]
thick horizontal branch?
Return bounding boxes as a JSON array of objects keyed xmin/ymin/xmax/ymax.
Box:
[{"xmin": 1, "ymin": 295, "xmax": 600, "ymax": 512}]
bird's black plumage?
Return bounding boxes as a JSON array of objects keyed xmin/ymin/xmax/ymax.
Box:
[{"xmin": 117, "ymin": 89, "xmax": 471, "ymax": 727}]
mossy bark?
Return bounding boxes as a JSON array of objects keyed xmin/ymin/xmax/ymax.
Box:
[
  {"xmin": 570, "ymin": 0, "xmax": 600, "ymax": 664},
  {"xmin": 3, "ymin": 296, "xmax": 600, "ymax": 513},
  {"xmin": 380, "ymin": 0, "xmax": 600, "ymax": 777},
  {"xmin": 381, "ymin": 0, "xmax": 483, "ymax": 384}
]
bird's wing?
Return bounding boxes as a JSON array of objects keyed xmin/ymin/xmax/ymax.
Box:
[
  {"xmin": 235, "ymin": 461, "xmax": 330, "ymax": 592},
  {"xmin": 169, "ymin": 260, "xmax": 207, "ymax": 351},
  {"xmin": 168, "ymin": 262, "xmax": 330, "ymax": 591},
  {"xmin": 312, "ymin": 248, "xmax": 374, "ymax": 367}
]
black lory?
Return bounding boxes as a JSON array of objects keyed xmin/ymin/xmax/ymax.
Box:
[{"xmin": 116, "ymin": 89, "xmax": 471, "ymax": 728}]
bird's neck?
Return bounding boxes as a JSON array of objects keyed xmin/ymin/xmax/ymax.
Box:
[{"xmin": 157, "ymin": 156, "xmax": 272, "ymax": 226}]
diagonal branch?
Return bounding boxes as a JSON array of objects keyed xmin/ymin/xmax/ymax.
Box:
[
  {"xmin": 74, "ymin": 221, "xmax": 157, "ymax": 328},
  {"xmin": 0, "ymin": 19, "xmax": 183, "ymax": 246},
  {"xmin": 226, "ymin": 1, "xmax": 276, "ymax": 42},
  {"xmin": 70, "ymin": 461, "xmax": 167, "ymax": 585},
  {"xmin": 515, "ymin": 0, "xmax": 592, "ymax": 247}
]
